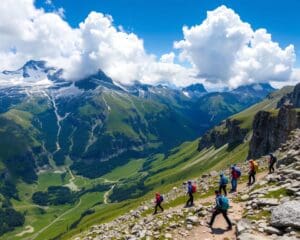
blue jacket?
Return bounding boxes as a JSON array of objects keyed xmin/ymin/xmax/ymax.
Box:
[
  {"xmin": 187, "ymin": 184, "xmax": 193, "ymax": 194},
  {"xmin": 219, "ymin": 175, "xmax": 227, "ymax": 186}
]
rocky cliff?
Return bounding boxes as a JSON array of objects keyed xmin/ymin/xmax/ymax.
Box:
[
  {"xmin": 198, "ymin": 119, "xmax": 248, "ymax": 151},
  {"xmin": 277, "ymin": 82, "xmax": 300, "ymax": 108},
  {"xmin": 248, "ymin": 105, "xmax": 300, "ymax": 159}
]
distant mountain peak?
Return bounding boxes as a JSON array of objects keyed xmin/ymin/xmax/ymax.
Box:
[
  {"xmin": 182, "ymin": 83, "xmax": 207, "ymax": 93},
  {"xmin": 22, "ymin": 60, "xmax": 47, "ymax": 70},
  {"xmin": 233, "ymin": 83, "xmax": 275, "ymax": 92}
]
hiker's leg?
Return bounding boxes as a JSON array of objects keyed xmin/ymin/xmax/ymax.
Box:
[
  {"xmin": 233, "ymin": 179, "xmax": 237, "ymax": 191},
  {"xmin": 186, "ymin": 194, "xmax": 191, "ymax": 206},
  {"xmin": 222, "ymin": 210, "xmax": 232, "ymax": 227},
  {"xmin": 248, "ymin": 173, "xmax": 252, "ymax": 185},
  {"xmin": 223, "ymin": 185, "xmax": 227, "ymax": 196},
  {"xmin": 253, "ymin": 172, "xmax": 256, "ymax": 183},
  {"xmin": 190, "ymin": 193, "xmax": 194, "ymax": 205},
  {"xmin": 154, "ymin": 203, "xmax": 158, "ymax": 214},
  {"xmin": 158, "ymin": 203, "xmax": 164, "ymax": 212},
  {"xmin": 219, "ymin": 185, "xmax": 222, "ymax": 194},
  {"xmin": 209, "ymin": 209, "xmax": 220, "ymax": 226},
  {"xmin": 271, "ymin": 163, "xmax": 275, "ymax": 173}
]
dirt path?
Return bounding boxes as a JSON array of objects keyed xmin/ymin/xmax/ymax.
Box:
[
  {"xmin": 64, "ymin": 167, "xmax": 79, "ymax": 191},
  {"xmin": 30, "ymin": 198, "xmax": 82, "ymax": 240},
  {"xmin": 172, "ymin": 172, "xmax": 268, "ymax": 240},
  {"xmin": 104, "ymin": 185, "xmax": 115, "ymax": 204},
  {"xmin": 15, "ymin": 225, "xmax": 34, "ymax": 237}
]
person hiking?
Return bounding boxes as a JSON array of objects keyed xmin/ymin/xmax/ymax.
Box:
[
  {"xmin": 219, "ymin": 173, "xmax": 228, "ymax": 196},
  {"xmin": 248, "ymin": 159, "xmax": 258, "ymax": 186},
  {"xmin": 153, "ymin": 192, "xmax": 164, "ymax": 214},
  {"xmin": 185, "ymin": 180, "xmax": 195, "ymax": 207},
  {"xmin": 230, "ymin": 165, "xmax": 240, "ymax": 192},
  {"xmin": 208, "ymin": 190, "xmax": 232, "ymax": 230},
  {"xmin": 268, "ymin": 153, "xmax": 277, "ymax": 174}
]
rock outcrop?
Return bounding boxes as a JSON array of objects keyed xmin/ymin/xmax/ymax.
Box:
[
  {"xmin": 277, "ymin": 83, "xmax": 300, "ymax": 108},
  {"xmin": 271, "ymin": 200, "xmax": 300, "ymax": 229},
  {"xmin": 237, "ymin": 129, "xmax": 300, "ymax": 240},
  {"xmin": 198, "ymin": 119, "xmax": 248, "ymax": 151},
  {"xmin": 248, "ymin": 105, "xmax": 300, "ymax": 159}
]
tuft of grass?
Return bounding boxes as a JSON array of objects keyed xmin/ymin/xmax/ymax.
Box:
[
  {"xmin": 246, "ymin": 210, "xmax": 271, "ymax": 221},
  {"xmin": 264, "ymin": 188, "xmax": 290, "ymax": 199}
]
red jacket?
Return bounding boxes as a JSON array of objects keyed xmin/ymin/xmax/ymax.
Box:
[
  {"xmin": 231, "ymin": 169, "xmax": 238, "ymax": 179},
  {"xmin": 155, "ymin": 195, "xmax": 161, "ymax": 203}
]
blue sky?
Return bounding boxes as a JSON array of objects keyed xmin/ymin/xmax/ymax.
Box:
[{"xmin": 36, "ymin": 0, "xmax": 300, "ymax": 66}]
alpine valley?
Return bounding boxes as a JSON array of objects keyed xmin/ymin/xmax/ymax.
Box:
[{"xmin": 0, "ymin": 60, "xmax": 287, "ymax": 240}]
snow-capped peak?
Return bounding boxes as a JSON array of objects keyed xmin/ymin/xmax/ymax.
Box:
[{"xmin": 0, "ymin": 60, "xmax": 59, "ymax": 89}]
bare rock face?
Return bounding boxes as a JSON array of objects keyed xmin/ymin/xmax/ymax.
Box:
[
  {"xmin": 271, "ymin": 200, "xmax": 300, "ymax": 229},
  {"xmin": 277, "ymin": 83, "xmax": 300, "ymax": 108},
  {"xmin": 198, "ymin": 119, "xmax": 248, "ymax": 151},
  {"xmin": 237, "ymin": 233, "xmax": 271, "ymax": 240},
  {"xmin": 248, "ymin": 105, "xmax": 300, "ymax": 159}
]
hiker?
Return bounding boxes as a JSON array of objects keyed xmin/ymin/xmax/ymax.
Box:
[
  {"xmin": 230, "ymin": 165, "xmax": 240, "ymax": 192},
  {"xmin": 153, "ymin": 192, "xmax": 164, "ymax": 214},
  {"xmin": 268, "ymin": 153, "xmax": 277, "ymax": 174},
  {"xmin": 219, "ymin": 173, "xmax": 228, "ymax": 196},
  {"xmin": 185, "ymin": 180, "xmax": 196, "ymax": 207},
  {"xmin": 208, "ymin": 190, "xmax": 232, "ymax": 230},
  {"xmin": 248, "ymin": 159, "xmax": 258, "ymax": 186}
]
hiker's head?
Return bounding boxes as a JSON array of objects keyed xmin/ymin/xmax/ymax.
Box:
[
  {"xmin": 188, "ymin": 180, "xmax": 192, "ymax": 185},
  {"xmin": 220, "ymin": 172, "xmax": 224, "ymax": 177},
  {"xmin": 155, "ymin": 192, "xmax": 160, "ymax": 196},
  {"xmin": 269, "ymin": 153, "xmax": 273, "ymax": 158},
  {"xmin": 215, "ymin": 190, "xmax": 220, "ymax": 196}
]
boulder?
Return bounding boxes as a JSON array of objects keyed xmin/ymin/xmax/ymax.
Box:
[
  {"xmin": 257, "ymin": 198, "xmax": 279, "ymax": 207},
  {"xmin": 237, "ymin": 219, "xmax": 252, "ymax": 234},
  {"xmin": 275, "ymin": 237, "xmax": 299, "ymax": 240},
  {"xmin": 263, "ymin": 226, "xmax": 283, "ymax": 235},
  {"xmin": 238, "ymin": 233, "xmax": 271, "ymax": 240},
  {"xmin": 186, "ymin": 216, "xmax": 199, "ymax": 225},
  {"xmin": 271, "ymin": 200, "xmax": 300, "ymax": 229}
]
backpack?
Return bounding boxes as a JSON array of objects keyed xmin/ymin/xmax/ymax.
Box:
[
  {"xmin": 235, "ymin": 167, "xmax": 241, "ymax": 178},
  {"xmin": 192, "ymin": 184, "xmax": 197, "ymax": 193},
  {"xmin": 272, "ymin": 156, "xmax": 277, "ymax": 163},
  {"xmin": 221, "ymin": 176, "xmax": 228, "ymax": 185},
  {"xmin": 159, "ymin": 195, "xmax": 164, "ymax": 202},
  {"xmin": 218, "ymin": 195, "xmax": 229, "ymax": 210},
  {"xmin": 223, "ymin": 176, "xmax": 228, "ymax": 184},
  {"xmin": 253, "ymin": 161, "xmax": 259, "ymax": 172}
]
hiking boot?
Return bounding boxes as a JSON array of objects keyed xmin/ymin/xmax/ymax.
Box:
[
  {"xmin": 206, "ymin": 222, "xmax": 212, "ymax": 228},
  {"xmin": 227, "ymin": 226, "xmax": 232, "ymax": 230}
]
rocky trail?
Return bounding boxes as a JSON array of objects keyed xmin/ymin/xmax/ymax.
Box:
[
  {"xmin": 170, "ymin": 172, "xmax": 268, "ymax": 240},
  {"xmin": 74, "ymin": 129, "xmax": 300, "ymax": 240}
]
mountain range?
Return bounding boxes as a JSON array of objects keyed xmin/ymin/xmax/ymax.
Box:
[
  {"xmin": 0, "ymin": 60, "xmax": 275, "ymax": 180},
  {"xmin": 0, "ymin": 60, "xmax": 278, "ymax": 239}
]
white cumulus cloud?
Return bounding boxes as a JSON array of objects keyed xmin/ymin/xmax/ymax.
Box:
[
  {"xmin": 0, "ymin": 0, "xmax": 197, "ymax": 87},
  {"xmin": 175, "ymin": 5, "xmax": 297, "ymax": 88}
]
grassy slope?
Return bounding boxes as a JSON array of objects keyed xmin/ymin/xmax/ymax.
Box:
[
  {"xmin": 1, "ymin": 87, "xmax": 293, "ymax": 240},
  {"xmin": 61, "ymin": 86, "xmax": 293, "ymax": 239}
]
